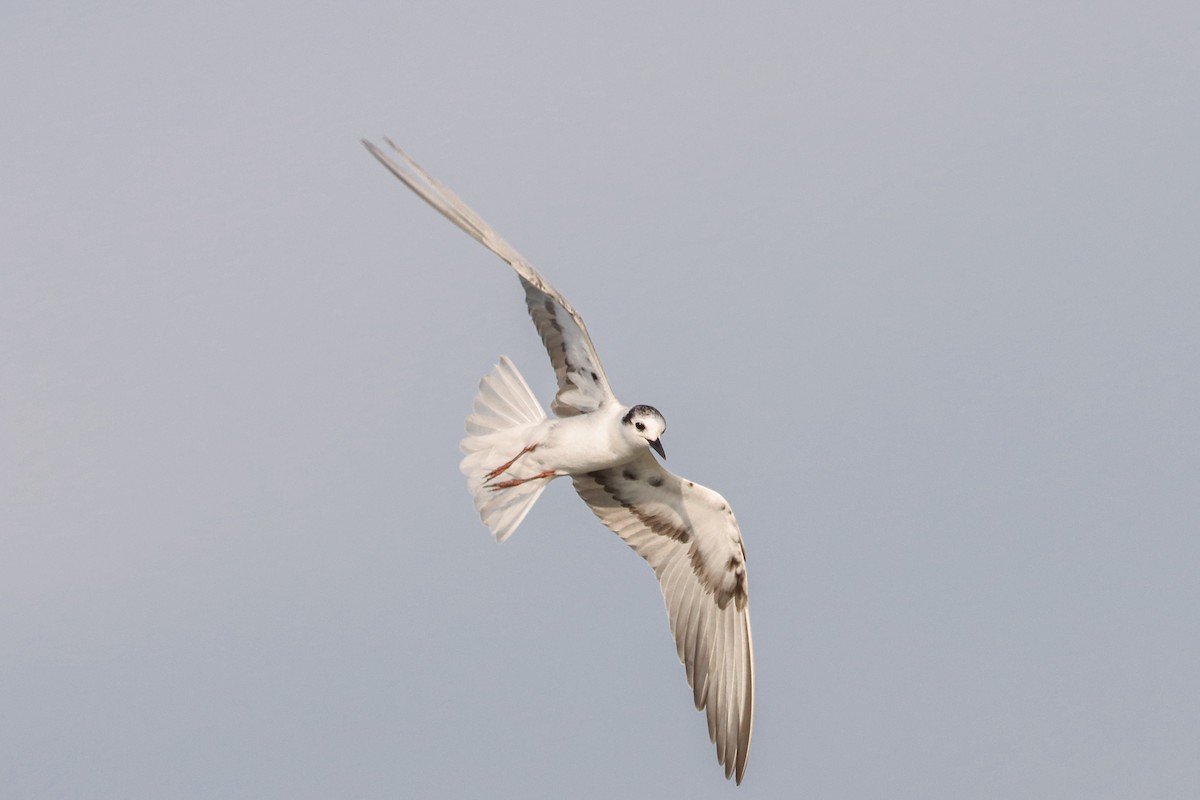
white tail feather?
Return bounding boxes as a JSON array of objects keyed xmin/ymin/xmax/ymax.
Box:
[{"xmin": 459, "ymin": 356, "xmax": 550, "ymax": 542}]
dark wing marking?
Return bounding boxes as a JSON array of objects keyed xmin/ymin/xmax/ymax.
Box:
[
  {"xmin": 572, "ymin": 451, "xmax": 754, "ymax": 784},
  {"xmin": 363, "ymin": 139, "xmax": 617, "ymax": 415}
]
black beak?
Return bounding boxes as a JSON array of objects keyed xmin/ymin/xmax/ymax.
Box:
[{"xmin": 650, "ymin": 438, "xmax": 666, "ymax": 459}]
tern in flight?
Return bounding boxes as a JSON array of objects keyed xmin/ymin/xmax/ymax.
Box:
[{"xmin": 364, "ymin": 139, "xmax": 754, "ymax": 783}]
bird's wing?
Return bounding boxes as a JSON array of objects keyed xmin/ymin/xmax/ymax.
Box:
[
  {"xmin": 363, "ymin": 139, "xmax": 617, "ymax": 416},
  {"xmin": 572, "ymin": 451, "xmax": 754, "ymax": 784}
]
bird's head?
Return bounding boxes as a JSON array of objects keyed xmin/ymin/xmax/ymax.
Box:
[{"xmin": 622, "ymin": 405, "xmax": 667, "ymax": 459}]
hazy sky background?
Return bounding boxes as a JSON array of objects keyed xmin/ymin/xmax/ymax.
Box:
[{"xmin": 3, "ymin": 2, "xmax": 1198, "ymax": 797}]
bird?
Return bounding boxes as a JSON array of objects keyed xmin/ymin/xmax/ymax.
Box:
[{"xmin": 364, "ymin": 138, "xmax": 754, "ymax": 784}]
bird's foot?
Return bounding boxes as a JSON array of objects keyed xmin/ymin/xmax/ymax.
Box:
[
  {"xmin": 483, "ymin": 444, "xmax": 538, "ymax": 482},
  {"xmin": 487, "ymin": 470, "xmax": 556, "ymax": 490}
]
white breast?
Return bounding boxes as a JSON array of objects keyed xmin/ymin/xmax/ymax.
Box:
[{"xmin": 531, "ymin": 407, "xmax": 641, "ymax": 476}]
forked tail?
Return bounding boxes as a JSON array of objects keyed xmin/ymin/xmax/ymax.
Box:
[{"xmin": 459, "ymin": 356, "xmax": 550, "ymax": 542}]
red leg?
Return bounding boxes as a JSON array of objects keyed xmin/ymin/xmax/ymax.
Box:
[
  {"xmin": 487, "ymin": 470, "xmax": 557, "ymax": 490},
  {"xmin": 483, "ymin": 444, "xmax": 538, "ymax": 482}
]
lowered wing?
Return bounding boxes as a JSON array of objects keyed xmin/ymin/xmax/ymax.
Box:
[{"xmin": 572, "ymin": 451, "xmax": 755, "ymax": 784}]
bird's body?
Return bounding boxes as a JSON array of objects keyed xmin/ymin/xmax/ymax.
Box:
[
  {"xmin": 365, "ymin": 139, "xmax": 755, "ymax": 784},
  {"xmin": 524, "ymin": 404, "xmax": 651, "ymax": 476}
]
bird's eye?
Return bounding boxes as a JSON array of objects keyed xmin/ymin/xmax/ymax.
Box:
[{"xmin": 635, "ymin": 422, "xmax": 645, "ymax": 431}]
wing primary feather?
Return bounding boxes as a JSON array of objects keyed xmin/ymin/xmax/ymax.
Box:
[
  {"xmin": 707, "ymin": 604, "xmax": 724, "ymax": 746},
  {"xmin": 722, "ymin": 606, "xmax": 738, "ymax": 778},
  {"xmin": 691, "ymin": 590, "xmax": 712, "ymax": 712},
  {"xmin": 735, "ymin": 614, "xmax": 753, "ymax": 784}
]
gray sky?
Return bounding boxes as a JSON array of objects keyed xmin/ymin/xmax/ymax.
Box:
[{"xmin": 3, "ymin": 2, "xmax": 1199, "ymax": 797}]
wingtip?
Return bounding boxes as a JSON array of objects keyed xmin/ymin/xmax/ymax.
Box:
[{"xmin": 361, "ymin": 138, "xmax": 388, "ymax": 164}]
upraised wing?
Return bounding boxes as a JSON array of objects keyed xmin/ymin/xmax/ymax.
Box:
[
  {"xmin": 572, "ymin": 452, "xmax": 754, "ymax": 784},
  {"xmin": 363, "ymin": 139, "xmax": 617, "ymax": 416}
]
